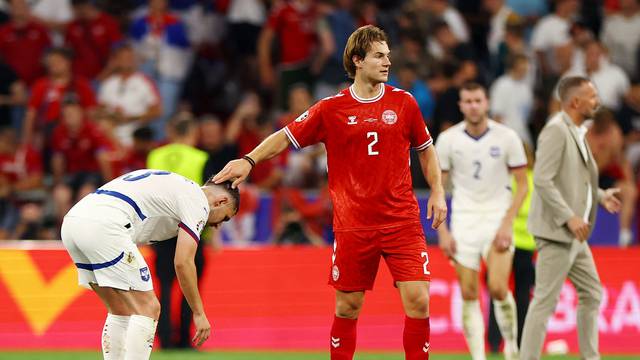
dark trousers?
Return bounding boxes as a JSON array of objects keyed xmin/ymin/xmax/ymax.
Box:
[
  {"xmin": 154, "ymin": 237, "xmax": 205, "ymax": 348},
  {"xmin": 488, "ymin": 248, "xmax": 535, "ymax": 351}
]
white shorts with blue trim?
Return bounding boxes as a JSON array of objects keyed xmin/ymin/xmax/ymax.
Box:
[
  {"xmin": 450, "ymin": 210, "xmax": 514, "ymax": 271},
  {"xmin": 61, "ymin": 215, "xmax": 153, "ymax": 291}
]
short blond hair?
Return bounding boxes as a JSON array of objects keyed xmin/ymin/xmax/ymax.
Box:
[{"xmin": 343, "ymin": 25, "xmax": 388, "ymax": 79}]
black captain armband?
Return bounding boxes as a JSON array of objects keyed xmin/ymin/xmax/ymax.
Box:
[{"xmin": 242, "ymin": 155, "xmax": 256, "ymax": 168}]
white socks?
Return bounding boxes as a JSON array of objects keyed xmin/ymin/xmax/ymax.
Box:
[
  {"xmin": 493, "ymin": 292, "xmax": 519, "ymax": 360},
  {"xmin": 124, "ymin": 315, "xmax": 158, "ymax": 360},
  {"xmin": 102, "ymin": 314, "xmax": 130, "ymax": 360},
  {"xmin": 462, "ymin": 300, "xmax": 486, "ymax": 360}
]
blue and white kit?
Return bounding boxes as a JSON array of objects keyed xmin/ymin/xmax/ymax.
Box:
[{"xmin": 61, "ymin": 169, "xmax": 210, "ymax": 291}]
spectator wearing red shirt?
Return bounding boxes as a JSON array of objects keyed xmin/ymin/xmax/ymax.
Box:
[
  {"xmin": 65, "ymin": 0, "xmax": 123, "ymax": 81},
  {"xmin": 257, "ymin": 0, "xmax": 319, "ymax": 110},
  {"xmin": 0, "ymin": 0, "xmax": 51, "ymax": 85},
  {"xmin": 0, "ymin": 127, "xmax": 44, "ymax": 194},
  {"xmin": 23, "ymin": 47, "xmax": 97, "ymax": 148},
  {"xmin": 50, "ymin": 94, "xmax": 106, "ymax": 198}
]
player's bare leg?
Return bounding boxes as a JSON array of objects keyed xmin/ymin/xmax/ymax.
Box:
[
  {"xmin": 91, "ymin": 284, "xmax": 132, "ymax": 360},
  {"xmin": 487, "ymin": 246, "xmax": 518, "ymax": 360},
  {"xmin": 455, "ymin": 263, "xmax": 486, "ymax": 360},
  {"xmin": 331, "ymin": 290, "xmax": 364, "ymax": 360},
  {"xmin": 397, "ymin": 281, "xmax": 431, "ymax": 360}
]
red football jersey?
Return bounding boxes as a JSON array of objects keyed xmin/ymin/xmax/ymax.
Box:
[{"xmin": 285, "ymin": 84, "xmax": 432, "ymax": 231}]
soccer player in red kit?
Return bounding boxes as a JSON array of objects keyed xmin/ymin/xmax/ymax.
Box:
[{"xmin": 214, "ymin": 25, "xmax": 447, "ymax": 360}]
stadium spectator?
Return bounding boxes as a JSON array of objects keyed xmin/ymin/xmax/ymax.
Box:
[
  {"xmin": 392, "ymin": 30, "xmax": 434, "ymax": 81},
  {"xmin": 560, "ymin": 41, "xmax": 631, "ymax": 112},
  {"xmin": 200, "ymin": 114, "xmax": 241, "ymax": 179},
  {"xmin": 226, "ymin": 0, "xmax": 266, "ymax": 60},
  {"xmin": 484, "ymin": 0, "xmax": 518, "ymax": 58},
  {"xmin": 389, "ymin": 62, "xmax": 435, "ymax": 121},
  {"xmin": 0, "ymin": 174, "xmax": 19, "ymax": 239},
  {"xmin": 313, "ymin": 0, "xmax": 357, "ymax": 100},
  {"xmin": 0, "ymin": 0, "xmax": 51, "ymax": 86},
  {"xmin": 257, "ymin": 0, "xmax": 318, "ymax": 110},
  {"xmin": 126, "ymin": 126, "xmax": 157, "ymax": 172},
  {"xmin": 427, "ymin": 0, "xmax": 470, "ymax": 43},
  {"xmin": 490, "ymin": 53, "xmax": 535, "ymax": 145},
  {"xmin": 98, "ymin": 43, "xmax": 162, "ymax": 146},
  {"xmin": 601, "ymin": 0, "xmax": 640, "ymax": 81},
  {"xmin": 22, "ymin": 47, "xmax": 97, "ymax": 148},
  {"xmin": 235, "ymin": 93, "xmax": 285, "ymax": 189},
  {"xmin": 0, "ymin": 57, "xmax": 27, "ymax": 129},
  {"xmin": 427, "ymin": 20, "xmax": 475, "ymax": 63},
  {"xmin": 65, "ymin": 0, "xmax": 123, "ymax": 81},
  {"xmin": 130, "ymin": 0, "xmax": 192, "ymax": 139},
  {"xmin": 28, "ymin": 0, "xmax": 72, "ymax": 46},
  {"xmin": 530, "ymin": 0, "xmax": 579, "ymax": 94},
  {"xmin": 50, "ymin": 94, "xmax": 106, "ymax": 202},
  {"xmin": 0, "ymin": 127, "xmax": 44, "ymax": 197},
  {"xmin": 432, "ymin": 60, "xmax": 479, "ymax": 137},
  {"xmin": 587, "ymin": 109, "xmax": 637, "ymax": 247}
]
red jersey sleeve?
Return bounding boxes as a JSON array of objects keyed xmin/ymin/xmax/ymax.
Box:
[
  {"xmin": 406, "ymin": 95, "xmax": 432, "ymax": 151},
  {"xmin": 283, "ymin": 100, "xmax": 325, "ymax": 149},
  {"xmin": 76, "ymin": 78, "xmax": 97, "ymax": 108},
  {"xmin": 27, "ymin": 80, "xmax": 47, "ymax": 110},
  {"xmin": 266, "ymin": 5, "xmax": 284, "ymax": 31}
]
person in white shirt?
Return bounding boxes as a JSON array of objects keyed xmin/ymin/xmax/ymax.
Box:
[
  {"xmin": 428, "ymin": 0, "xmax": 470, "ymax": 43},
  {"xmin": 99, "ymin": 44, "xmax": 162, "ymax": 146},
  {"xmin": 484, "ymin": 0, "xmax": 516, "ymax": 56},
  {"xmin": 61, "ymin": 170, "xmax": 239, "ymax": 360},
  {"xmin": 562, "ymin": 40, "xmax": 631, "ymax": 112},
  {"xmin": 490, "ymin": 53, "xmax": 535, "ymax": 145},
  {"xmin": 530, "ymin": 0, "xmax": 579, "ymax": 77},
  {"xmin": 437, "ymin": 82, "xmax": 529, "ymax": 360},
  {"xmin": 601, "ymin": 0, "xmax": 640, "ymax": 80}
]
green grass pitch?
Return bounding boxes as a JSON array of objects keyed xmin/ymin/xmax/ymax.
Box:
[{"xmin": 0, "ymin": 351, "xmax": 637, "ymax": 359}]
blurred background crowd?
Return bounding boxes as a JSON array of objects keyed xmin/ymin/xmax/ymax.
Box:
[{"xmin": 0, "ymin": 0, "xmax": 637, "ymax": 248}]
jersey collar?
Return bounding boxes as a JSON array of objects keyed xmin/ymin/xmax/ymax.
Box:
[{"xmin": 349, "ymin": 84, "xmax": 385, "ymax": 103}]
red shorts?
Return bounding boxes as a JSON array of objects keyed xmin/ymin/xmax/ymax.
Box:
[{"xmin": 328, "ymin": 223, "xmax": 431, "ymax": 291}]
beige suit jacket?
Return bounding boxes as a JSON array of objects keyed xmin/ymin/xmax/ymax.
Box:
[{"xmin": 527, "ymin": 111, "xmax": 603, "ymax": 243}]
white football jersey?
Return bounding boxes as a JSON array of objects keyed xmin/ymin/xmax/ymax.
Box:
[
  {"xmin": 66, "ymin": 169, "xmax": 210, "ymax": 244},
  {"xmin": 436, "ymin": 120, "xmax": 527, "ymax": 213}
]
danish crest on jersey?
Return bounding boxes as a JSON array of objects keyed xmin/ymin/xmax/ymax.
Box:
[
  {"xmin": 295, "ymin": 110, "xmax": 309, "ymax": 123},
  {"xmin": 332, "ymin": 265, "xmax": 340, "ymax": 281},
  {"xmin": 140, "ymin": 267, "xmax": 150, "ymax": 282},
  {"xmin": 490, "ymin": 146, "xmax": 501, "ymax": 158},
  {"xmin": 382, "ymin": 109, "xmax": 397, "ymax": 124}
]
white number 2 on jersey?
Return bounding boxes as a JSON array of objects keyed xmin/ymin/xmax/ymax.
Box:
[
  {"xmin": 421, "ymin": 251, "xmax": 430, "ymax": 275},
  {"xmin": 367, "ymin": 132, "xmax": 379, "ymax": 156}
]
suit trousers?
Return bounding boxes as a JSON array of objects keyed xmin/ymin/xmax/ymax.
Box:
[{"xmin": 520, "ymin": 237, "xmax": 602, "ymax": 360}]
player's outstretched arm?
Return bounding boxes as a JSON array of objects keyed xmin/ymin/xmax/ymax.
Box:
[
  {"xmin": 417, "ymin": 146, "xmax": 448, "ymax": 229},
  {"xmin": 174, "ymin": 230, "xmax": 211, "ymax": 347},
  {"xmin": 213, "ymin": 129, "xmax": 291, "ymax": 188}
]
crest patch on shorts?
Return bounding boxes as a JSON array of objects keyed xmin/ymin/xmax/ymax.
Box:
[
  {"xmin": 332, "ymin": 265, "xmax": 340, "ymax": 281},
  {"xmin": 140, "ymin": 267, "xmax": 150, "ymax": 281}
]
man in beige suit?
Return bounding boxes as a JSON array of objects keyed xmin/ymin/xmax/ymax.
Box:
[{"xmin": 520, "ymin": 76, "xmax": 622, "ymax": 360}]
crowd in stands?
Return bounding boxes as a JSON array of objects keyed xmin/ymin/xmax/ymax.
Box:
[{"xmin": 0, "ymin": 0, "xmax": 637, "ymax": 247}]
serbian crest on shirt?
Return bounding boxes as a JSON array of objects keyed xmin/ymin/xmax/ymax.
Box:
[
  {"xmin": 140, "ymin": 267, "xmax": 150, "ymax": 282},
  {"xmin": 382, "ymin": 110, "xmax": 397, "ymax": 124},
  {"xmin": 489, "ymin": 146, "xmax": 501, "ymax": 158},
  {"xmin": 196, "ymin": 219, "xmax": 206, "ymax": 233}
]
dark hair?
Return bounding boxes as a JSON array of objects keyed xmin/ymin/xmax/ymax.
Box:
[
  {"xmin": 133, "ymin": 126, "xmax": 155, "ymax": 141},
  {"xmin": 460, "ymin": 82, "xmax": 487, "ymax": 96},
  {"xmin": 343, "ymin": 25, "xmax": 388, "ymax": 79},
  {"xmin": 204, "ymin": 178, "xmax": 240, "ymax": 214},
  {"xmin": 171, "ymin": 117, "xmax": 197, "ymax": 137},
  {"xmin": 557, "ymin": 76, "xmax": 591, "ymax": 102},
  {"xmin": 46, "ymin": 46, "xmax": 74, "ymax": 60}
]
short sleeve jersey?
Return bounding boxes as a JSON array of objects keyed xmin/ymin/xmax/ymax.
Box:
[
  {"xmin": 285, "ymin": 84, "xmax": 432, "ymax": 231},
  {"xmin": 66, "ymin": 170, "xmax": 209, "ymax": 244},
  {"xmin": 436, "ymin": 120, "xmax": 527, "ymax": 214}
]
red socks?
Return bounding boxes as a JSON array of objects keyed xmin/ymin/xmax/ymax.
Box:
[
  {"xmin": 403, "ymin": 316, "xmax": 430, "ymax": 360},
  {"xmin": 330, "ymin": 315, "xmax": 357, "ymax": 360}
]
